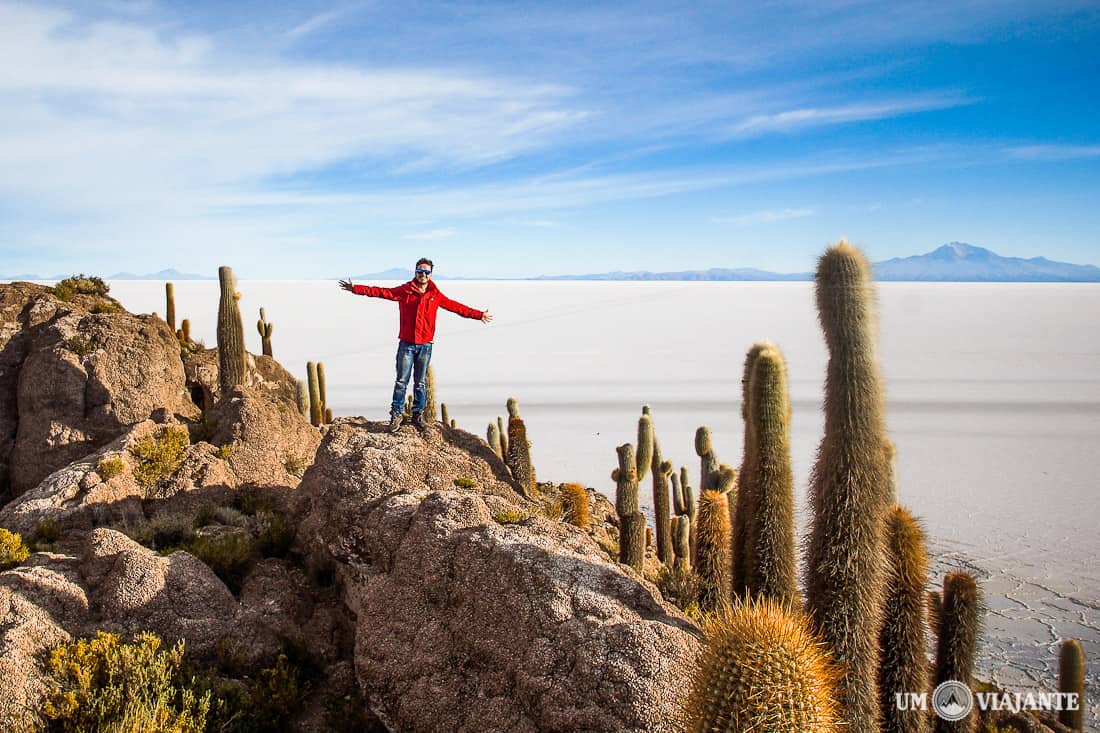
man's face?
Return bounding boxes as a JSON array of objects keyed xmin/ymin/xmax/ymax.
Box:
[{"xmin": 414, "ymin": 264, "xmax": 432, "ymax": 283}]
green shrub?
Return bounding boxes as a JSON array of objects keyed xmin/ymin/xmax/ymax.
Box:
[
  {"xmin": 283, "ymin": 453, "xmax": 309, "ymax": 477},
  {"xmin": 52, "ymin": 274, "xmax": 110, "ymax": 302},
  {"xmin": 187, "ymin": 532, "xmax": 254, "ymax": 592},
  {"xmin": 254, "ymin": 511, "xmax": 294, "ymax": 559},
  {"xmin": 194, "ymin": 505, "xmax": 248, "ymax": 530},
  {"xmin": 655, "ymin": 564, "xmax": 702, "ymax": 612},
  {"xmin": 35, "ymin": 517, "xmax": 61, "ymax": 544},
  {"xmin": 130, "ymin": 513, "xmax": 195, "ymax": 552},
  {"xmin": 453, "ymin": 477, "xmax": 477, "ymax": 489},
  {"xmin": 232, "ymin": 488, "xmax": 270, "ymax": 517},
  {"xmin": 41, "ymin": 631, "xmax": 210, "ymax": 733},
  {"xmin": 130, "ymin": 427, "xmax": 189, "ymax": 490},
  {"xmin": 492, "ymin": 507, "xmax": 530, "ymax": 524},
  {"xmin": 64, "ymin": 335, "xmax": 94, "ymax": 357},
  {"xmin": 203, "ymin": 654, "xmax": 308, "ymax": 733},
  {"xmin": 91, "ymin": 300, "xmax": 122, "ymax": 314},
  {"xmin": 0, "ymin": 528, "xmax": 30, "ymax": 569},
  {"xmin": 216, "ymin": 444, "xmax": 234, "ymax": 460},
  {"xmin": 97, "ymin": 456, "xmax": 126, "ymax": 481}
]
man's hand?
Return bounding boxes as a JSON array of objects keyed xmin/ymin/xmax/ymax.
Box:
[
  {"xmin": 338, "ymin": 278, "xmax": 354, "ymax": 292},
  {"xmin": 481, "ymin": 310, "xmax": 493, "ymax": 324}
]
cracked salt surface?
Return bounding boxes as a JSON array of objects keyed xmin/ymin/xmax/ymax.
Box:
[{"xmin": 111, "ymin": 279, "xmax": 1100, "ymax": 731}]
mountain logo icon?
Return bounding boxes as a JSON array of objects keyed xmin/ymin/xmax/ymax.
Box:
[{"xmin": 932, "ymin": 680, "xmax": 974, "ymax": 721}]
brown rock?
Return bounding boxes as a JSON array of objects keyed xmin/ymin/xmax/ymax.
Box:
[
  {"xmin": 0, "ymin": 585, "xmax": 72, "ymax": 732},
  {"xmin": 184, "ymin": 348, "xmax": 300, "ymax": 412}
]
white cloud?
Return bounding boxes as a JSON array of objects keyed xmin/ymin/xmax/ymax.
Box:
[
  {"xmin": 286, "ymin": 6, "xmax": 364, "ymax": 41},
  {"xmin": 728, "ymin": 97, "xmax": 969, "ymax": 137},
  {"xmin": 404, "ymin": 228, "xmax": 457, "ymax": 240},
  {"xmin": 712, "ymin": 207, "xmax": 817, "ymax": 227},
  {"xmin": 1004, "ymin": 144, "xmax": 1100, "ymax": 161}
]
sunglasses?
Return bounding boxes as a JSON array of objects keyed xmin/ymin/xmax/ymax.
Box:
[{"xmin": 415, "ymin": 269, "xmax": 432, "ymax": 275}]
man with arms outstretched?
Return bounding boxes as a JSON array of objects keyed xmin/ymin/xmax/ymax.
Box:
[{"xmin": 339, "ymin": 258, "xmax": 492, "ymax": 433}]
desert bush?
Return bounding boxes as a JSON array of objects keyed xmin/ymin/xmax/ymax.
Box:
[
  {"xmin": 193, "ymin": 505, "xmax": 248, "ymax": 529},
  {"xmin": 0, "ymin": 527, "xmax": 30, "ymax": 569},
  {"xmin": 96, "ymin": 456, "xmax": 126, "ymax": 481},
  {"xmin": 130, "ymin": 427, "xmax": 189, "ymax": 490},
  {"xmin": 202, "ymin": 654, "xmax": 308, "ymax": 733},
  {"xmin": 187, "ymin": 532, "xmax": 254, "ymax": 592},
  {"xmin": 41, "ymin": 631, "xmax": 210, "ymax": 733},
  {"xmin": 232, "ymin": 487, "xmax": 271, "ymax": 517},
  {"xmin": 91, "ymin": 300, "xmax": 122, "ymax": 314},
  {"xmin": 130, "ymin": 513, "xmax": 195, "ymax": 552},
  {"xmin": 283, "ymin": 454, "xmax": 309, "ymax": 477},
  {"xmin": 52, "ymin": 274, "xmax": 110, "ymax": 301},
  {"xmin": 64, "ymin": 335, "xmax": 94, "ymax": 357},
  {"xmin": 492, "ymin": 507, "xmax": 530, "ymax": 524},
  {"xmin": 254, "ymin": 510, "xmax": 294, "ymax": 559},
  {"xmin": 216, "ymin": 444, "xmax": 234, "ymax": 460},
  {"xmin": 452, "ymin": 477, "xmax": 477, "ymax": 489},
  {"xmin": 655, "ymin": 564, "xmax": 702, "ymax": 613}
]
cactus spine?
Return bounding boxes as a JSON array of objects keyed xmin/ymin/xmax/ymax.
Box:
[
  {"xmin": 804, "ymin": 241, "xmax": 891, "ymax": 733},
  {"xmin": 933, "ymin": 572, "xmax": 982, "ymax": 733},
  {"xmin": 744, "ymin": 346, "xmax": 798, "ymax": 606},
  {"xmin": 487, "ymin": 422, "xmax": 503, "ymax": 460},
  {"xmin": 504, "ymin": 398, "xmax": 536, "ymax": 497},
  {"xmin": 1058, "ymin": 639, "xmax": 1085, "ymax": 732},
  {"xmin": 307, "ymin": 361, "xmax": 322, "ymax": 427},
  {"xmin": 295, "ymin": 379, "xmax": 309, "ymax": 417},
  {"xmin": 165, "ymin": 282, "xmax": 175, "ymax": 331},
  {"xmin": 217, "ymin": 266, "xmax": 247, "ymax": 392},
  {"xmin": 614, "ymin": 443, "xmax": 645, "ymax": 572},
  {"xmin": 879, "ymin": 506, "xmax": 930, "ymax": 733},
  {"xmin": 257, "ymin": 307, "xmax": 274, "ymax": 357},
  {"xmin": 733, "ymin": 341, "xmax": 771, "ymax": 598},
  {"xmin": 684, "ymin": 597, "xmax": 843, "ymax": 733},
  {"xmin": 695, "ymin": 490, "xmax": 731, "ymax": 612}
]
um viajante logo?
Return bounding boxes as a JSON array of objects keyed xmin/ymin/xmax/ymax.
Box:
[{"xmin": 896, "ymin": 680, "xmax": 1080, "ymax": 719}]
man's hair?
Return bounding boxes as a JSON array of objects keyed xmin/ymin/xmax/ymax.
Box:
[{"xmin": 416, "ymin": 257, "xmax": 433, "ymax": 271}]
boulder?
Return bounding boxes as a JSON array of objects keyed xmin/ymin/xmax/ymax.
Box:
[
  {"xmin": 0, "ymin": 585, "xmax": 71, "ymax": 731},
  {"xmin": 2, "ymin": 284, "xmax": 198, "ymax": 497},
  {"xmin": 184, "ymin": 348, "xmax": 301, "ymax": 413}
]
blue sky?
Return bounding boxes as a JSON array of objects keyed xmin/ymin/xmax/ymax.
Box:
[{"xmin": 1, "ymin": 0, "xmax": 1098, "ymax": 278}]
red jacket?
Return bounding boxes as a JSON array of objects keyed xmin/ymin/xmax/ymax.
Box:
[{"xmin": 351, "ymin": 280, "xmax": 483, "ymax": 344}]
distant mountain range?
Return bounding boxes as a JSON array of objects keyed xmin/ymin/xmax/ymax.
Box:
[{"xmin": 4, "ymin": 244, "xmax": 1099, "ymax": 282}]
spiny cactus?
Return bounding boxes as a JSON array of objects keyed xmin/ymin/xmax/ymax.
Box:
[
  {"xmin": 928, "ymin": 590, "xmax": 943, "ymax": 640},
  {"xmin": 613, "ymin": 443, "xmax": 645, "ymax": 571},
  {"xmin": 424, "ymin": 365, "xmax": 438, "ymax": 421},
  {"xmin": 636, "ymin": 413, "xmax": 654, "ymax": 483},
  {"xmin": 671, "ymin": 515, "xmax": 691, "ymax": 572},
  {"xmin": 560, "ymin": 482, "xmax": 590, "ymax": 530},
  {"xmin": 317, "ymin": 362, "xmax": 328, "ymax": 422},
  {"xmin": 879, "ymin": 506, "xmax": 931, "ymax": 733},
  {"xmin": 1058, "ymin": 639, "xmax": 1085, "ymax": 732},
  {"xmin": 497, "ymin": 416, "xmax": 509, "ymax": 458},
  {"xmin": 256, "ymin": 307, "xmax": 274, "ymax": 357},
  {"xmin": 884, "ymin": 437, "xmax": 899, "ymax": 504},
  {"xmin": 804, "ymin": 241, "xmax": 892, "ymax": 733},
  {"xmin": 307, "ymin": 361, "xmax": 322, "ymax": 427},
  {"xmin": 933, "ymin": 572, "xmax": 982, "ymax": 733},
  {"xmin": 217, "ymin": 266, "xmax": 247, "ymax": 391},
  {"xmin": 653, "ymin": 455, "xmax": 674, "ymax": 566},
  {"xmin": 695, "ymin": 426, "xmax": 719, "ymax": 491},
  {"xmin": 165, "ymin": 282, "xmax": 175, "ymax": 331},
  {"xmin": 295, "ymin": 379, "xmax": 309, "ymax": 418},
  {"xmin": 681, "ymin": 466, "xmax": 698, "ymax": 561},
  {"xmin": 505, "ymin": 399, "xmax": 536, "ymax": 497},
  {"xmin": 695, "ymin": 490, "xmax": 732, "ymax": 612},
  {"xmin": 683, "ymin": 597, "xmax": 844, "ymax": 733},
  {"xmin": 487, "ymin": 422, "xmax": 504, "ymax": 460},
  {"xmin": 733, "ymin": 340, "xmax": 772, "ymax": 598},
  {"xmin": 177, "ymin": 318, "xmax": 192, "ymax": 345},
  {"xmin": 744, "ymin": 346, "xmax": 798, "ymax": 606},
  {"xmin": 441, "ymin": 402, "xmax": 449, "ymax": 426}
]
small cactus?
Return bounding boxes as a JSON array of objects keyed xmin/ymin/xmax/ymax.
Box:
[
  {"xmin": 487, "ymin": 422, "xmax": 503, "ymax": 460},
  {"xmin": 497, "ymin": 416, "xmax": 509, "ymax": 458},
  {"xmin": 683, "ymin": 597, "xmax": 843, "ymax": 733},
  {"xmin": 180, "ymin": 318, "xmax": 191, "ymax": 343},
  {"xmin": 324, "ymin": 407, "xmax": 333, "ymax": 423},
  {"xmin": 216, "ymin": 266, "xmax": 247, "ymax": 391},
  {"xmin": 424, "ymin": 365, "xmax": 438, "ymax": 422},
  {"xmin": 441, "ymin": 402, "xmax": 450, "ymax": 426},
  {"xmin": 560, "ymin": 482, "xmax": 590, "ymax": 530},
  {"xmin": 695, "ymin": 426, "xmax": 719, "ymax": 491},
  {"xmin": 695, "ymin": 490, "xmax": 731, "ymax": 612},
  {"xmin": 317, "ymin": 362, "xmax": 328, "ymax": 421},
  {"xmin": 307, "ymin": 361, "xmax": 322, "ymax": 427},
  {"xmin": 165, "ymin": 282, "xmax": 175, "ymax": 331},
  {"xmin": 295, "ymin": 379, "xmax": 309, "ymax": 417},
  {"xmin": 671, "ymin": 515, "xmax": 691, "ymax": 572},
  {"xmin": 256, "ymin": 307, "xmax": 274, "ymax": 357},
  {"xmin": 1058, "ymin": 639, "xmax": 1085, "ymax": 732},
  {"xmin": 879, "ymin": 506, "xmax": 931, "ymax": 733},
  {"xmin": 505, "ymin": 404, "xmax": 536, "ymax": 497},
  {"xmin": 506, "ymin": 396, "xmax": 520, "ymax": 419},
  {"xmin": 933, "ymin": 572, "xmax": 982, "ymax": 733},
  {"xmin": 635, "ymin": 414, "xmax": 654, "ymax": 483}
]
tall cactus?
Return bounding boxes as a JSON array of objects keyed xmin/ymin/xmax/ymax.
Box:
[
  {"xmin": 306, "ymin": 361, "xmax": 322, "ymax": 427},
  {"xmin": 317, "ymin": 362, "xmax": 328, "ymax": 422},
  {"xmin": 217, "ymin": 266, "xmax": 247, "ymax": 392},
  {"xmin": 879, "ymin": 506, "xmax": 930, "ymax": 733},
  {"xmin": 295, "ymin": 379, "xmax": 309, "ymax": 418},
  {"xmin": 933, "ymin": 572, "xmax": 982, "ymax": 733},
  {"xmin": 256, "ymin": 307, "xmax": 274, "ymax": 357},
  {"xmin": 744, "ymin": 345, "xmax": 798, "ymax": 606},
  {"xmin": 671, "ymin": 515, "xmax": 691, "ymax": 572},
  {"xmin": 684, "ymin": 597, "xmax": 843, "ymax": 733},
  {"xmin": 635, "ymin": 413, "xmax": 653, "ymax": 483},
  {"xmin": 733, "ymin": 340, "xmax": 772, "ymax": 597},
  {"xmin": 653, "ymin": 453, "xmax": 673, "ymax": 565},
  {"xmin": 1058, "ymin": 639, "xmax": 1085, "ymax": 732},
  {"xmin": 505, "ymin": 398, "xmax": 536, "ymax": 497},
  {"xmin": 165, "ymin": 282, "xmax": 175, "ymax": 331},
  {"xmin": 613, "ymin": 443, "xmax": 645, "ymax": 572},
  {"xmin": 695, "ymin": 426, "xmax": 719, "ymax": 491},
  {"xmin": 804, "ymin": 241, "xmax": 891, "ymax": 733},
  {"xmin": 695, "ymin": 490, "xmax": 731, "ymax": 612}
]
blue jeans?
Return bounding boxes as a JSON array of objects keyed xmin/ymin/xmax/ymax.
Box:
[{"xmin": 390, "ymin": 341, "xmax": 432, "ymax": 416}]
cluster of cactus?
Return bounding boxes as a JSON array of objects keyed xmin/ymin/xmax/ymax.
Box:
[
  {"xmin": 256, "ymin": 308, "xmax": 274, "ymax": 357},
  {"xmin": 645, "ymin": 407, "xmax": 675, "ymax": 566},
  {"xmin": 165, "ymin": 283, "xmax": 198, "ymax": 353},
  {"xmin": 489, "ymin": 397, "xmax": 537, "ymax": 497},
  {"xmin": 670, "ymin": 466, "xmax": 696, "ymax": 572},
  {"xmin": 217, "ymin": 266, "xmax": 248, "ymax": 391},
  {"xmin": 305, "ymin": 361, "xmax": 331, "ymax": 426},
  {"xmin": 611, "ymin": 411, "xmax": 653, "ymax": 573}
]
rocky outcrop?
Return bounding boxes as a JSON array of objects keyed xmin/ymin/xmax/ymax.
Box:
[
  {"xmin": 183, "ymin": 348, "xmax": 300, "ymax": 413},
  {"xmin": 298, "ymin": 422, "xmax": 701, "ymax": 733},
  {"xmin": 0, "ymin": 584, "xmax": 71, "ymax": 730},
  {"xmin": 0, "ymin": 283, "xmax": 199, "ymax": 499}
]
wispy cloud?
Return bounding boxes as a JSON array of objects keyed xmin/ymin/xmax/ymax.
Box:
[
  {"xmin": 286, "ymin": 5, "xmax": 366, "ymax": 41},
  {"xmin": 728, "ymin": 97, "xmax": 970, "ymax": 137},
  {"xmin": 712, "ymin": 208, "xmax": 817, "ymax": 227},
  {"xmin": 1004, "ymin": 144, "xmax": 1100, "ymax": 161},
  {"xmin": 404, "ymin": 228, "xmax": 457, "ymax": 240}
]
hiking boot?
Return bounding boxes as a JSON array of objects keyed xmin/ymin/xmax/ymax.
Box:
[
  {"xmin": 387, "ymin": 413, "xmax": 403, "ymax": 433},
  {"xmin": 411, "ymin": 412, "xmax": 428, "ymax": 433}
]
